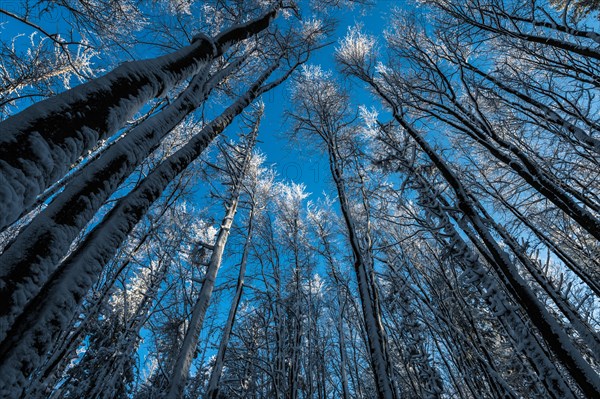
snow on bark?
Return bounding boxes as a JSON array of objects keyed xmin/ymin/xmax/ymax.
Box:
[
  {"xmin": 0, "ymin": 60, "xmax": 233, "ymax": 342},
  {"xmin": 205, "ymin": 209, "xmax": 253, "ymax": 399},
  {"xmin": 0, "ymin": 38, "xmax": 215, "ymax": 230},
  {"xmin": 0, "ymin": 5, "xmax": 278, "ymax": 231},
  {"xmin": 166, "ymin": 194, "xmax": 238, "ymax": 399},
  {"xmin": 0, "ymin": 63, "xmax": 279, "ymax": 397},
  {"xmin": 409, "ymin": 169, "xmax": 576, "ymax": 398},
  {"xmin": 166, "ymin": 108, "xmax": 260, "ymax": 399},
  {"xmin": 392, "ymin": 107, "xmax": 600, "ymax": 397}
]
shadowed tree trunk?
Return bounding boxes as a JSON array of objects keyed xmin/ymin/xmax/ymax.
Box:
[
  {"xmin": 0, "ymin": 6, "xmax": 279, "ymax": 231},
  {"xmin": 0, "ymin": 60, "xmax": 289, "ymax": 397}
]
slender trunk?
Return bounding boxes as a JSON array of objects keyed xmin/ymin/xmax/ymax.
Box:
[
  {"xmin": 166, "ymin": 108, "xmax": 260, "ymax": 399},
  {"xmin": 319, "ymin": 229, "xmax": 351, "ymax": 399},
  {"xmin": 326, "ymin": 146, "xmax": 398, "ymax": 399},
  {"xmin": 335, "ymin": 300, "xmax": 351, "ymax": 399},
  {"xmin": 205, "ymin": 208, "xmax": 255, "ymax": 399},
  {"xmin": 165, "ymin": 200, "xmax": 238, "ymax": 399}
]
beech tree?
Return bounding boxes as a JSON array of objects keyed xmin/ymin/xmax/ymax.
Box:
[{"xmin": 288, "ymin": 65, "xmax": 399, "ymax": 399}]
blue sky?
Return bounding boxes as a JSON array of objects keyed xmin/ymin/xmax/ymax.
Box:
[{"xmin": 255, "ymin": 1, "xmax": 394, "ymax": 200}]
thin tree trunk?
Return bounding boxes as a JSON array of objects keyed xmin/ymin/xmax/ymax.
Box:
[
  {"xmin": 165, "ymin": 200, "xmax": 238, "ymax": 399},
  {"xmin": 165, "ymin": 109, "xmax": 260, "ymax": 399},
  {"xmin": 205, "ymin": 190, "xmax": 256, "ymax": 399},
  {"xmin": 326, "ymin": 146, "xmax": 398, "ymax": 399}
]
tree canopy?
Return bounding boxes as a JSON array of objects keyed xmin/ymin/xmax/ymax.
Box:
[{"xmin": 0, "ymin": 1, "xmax": 599, "ymax": 398}]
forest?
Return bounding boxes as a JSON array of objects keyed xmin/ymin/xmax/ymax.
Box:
[{"xmin": 0, "ymin": 0, "xmax": 599, "ymax": 398}]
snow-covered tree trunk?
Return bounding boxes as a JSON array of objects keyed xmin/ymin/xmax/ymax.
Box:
[
  {"xmin": 0, "ymin": 62, "xmax": 282, "ymax": 397},
  {"xmin": 0, "ymin": 6, "xmax": 278, "ymax": 231},
  {"xmin": 0, "ymin": 59, "xmax": 243, "ymax": 342},
  {"xmin": 165, "ymin": 115, "xmax": 259, "ymax": 399},
  {"xmin": 25, "ymin": 204, "xmax": 172, "ymax": 398},
  {"xmin": 313, "ymin": 210, "xmax": 352, "ymax": 399},
  {"xmin": 380, "ymin": 98, "xmax": 600, "ymax": 396},
  {"xmin": 164, "ymin": 205, "xmax": 237, "ymax": 399},
  {"xmin": 333, "ymin": 166, "xmax": 398, "ymax": 399},
  {"xmin": 205, "ymin": 207, "xmax": 255, "ymax": 399},
  {"xmin": 402, "ymin": 163, "xmax": 577, "ymax": 398}
]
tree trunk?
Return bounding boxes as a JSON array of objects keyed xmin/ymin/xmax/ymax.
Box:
[
  {"xmin": 0, "ymin": 60, "xmax": 240, "ymax": 341},
  {"xmin": 327, "ymin": 146, "xmax": 398, "ymax": 399},
  {"xmin": 165, "ymin": 200, "xmax": 238, "ymax": 399},
  {"xmin": 0, "ymin": 63, "xmax": 279, "ymax": 397},
  {"xmin": 0, "ymin": 7, "xmax": 278, "ymax": 230},
  {"xmin": 165, "ymin": 108, "xmax": 260, "ymax": 399},
  {"xmin": 205, "ymin": 181, "xmax": 256, "ymax": 399}
]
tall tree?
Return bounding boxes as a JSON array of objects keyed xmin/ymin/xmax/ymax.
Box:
[
  {"xmin": 288, "ymin": 65, "xmax": 399, "ymax": 399},
  {"xmin": 165, "ymin": 105, "xmax": 262, "ymax": 399}
]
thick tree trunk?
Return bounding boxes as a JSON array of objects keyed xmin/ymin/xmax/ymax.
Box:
[
  {"xmin": 0, "ymin": 61, "xmax": 230, "ymax": 341},
  {"xmin": 0, "ymin": 64, "xmax": 279, "ymax": 397},
  {"xmin": 0, "ymin": 6, "xmax": 278, "ymax": 231}
]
